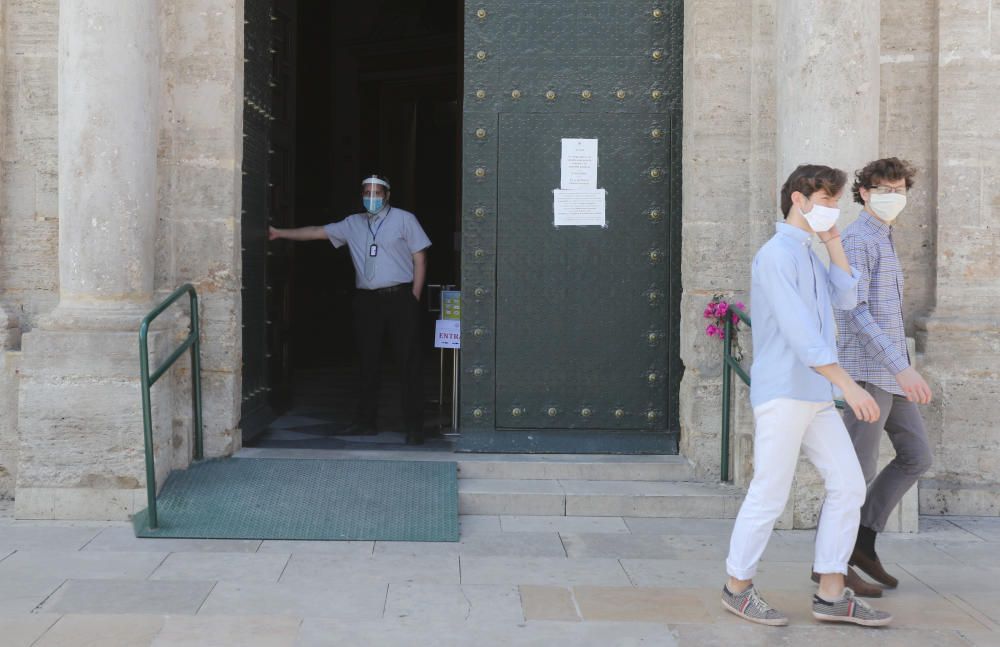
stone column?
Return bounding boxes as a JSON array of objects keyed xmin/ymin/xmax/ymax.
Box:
[
  {"xmin": 772, "ymin": 0, "xmax": 885, "ymax": 529},
  {"xmin": 776, "ymin": 0, "xmax": 880, "ymax": 222},
  {"xmin": 15, "ymin": 1, "xmax": 169, "ymax": 520},
  {"xmin": 916, "ymin": 0, "xmax": 1000, "ymax": 516}
]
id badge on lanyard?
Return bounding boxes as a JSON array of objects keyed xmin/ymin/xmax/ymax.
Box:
[{"xmin": 369, "ymin": 244, "xmax": 378, "ymax": 257}]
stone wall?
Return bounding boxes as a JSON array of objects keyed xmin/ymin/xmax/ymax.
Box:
[{"xmin": 157, "ymin": 0, "xmax": 245, "ymax": 464}]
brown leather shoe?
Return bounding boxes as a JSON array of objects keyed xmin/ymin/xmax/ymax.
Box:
[
  {"xmin": 810, "ymin": 566, "xmax": 883, "ymax": 598},
  {"xmin": 850, "ymin": 549, "xmax": 899, "ymax": 589}
]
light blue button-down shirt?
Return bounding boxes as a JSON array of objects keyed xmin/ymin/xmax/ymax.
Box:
[{"xmin": 749, "ymin": 222, "xmax": 861, "ymax": 408}]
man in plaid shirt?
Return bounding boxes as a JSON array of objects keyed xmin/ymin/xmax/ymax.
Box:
[{"xmin": 834, "ymin": 158, "xmax": 934, "ymax": 592}]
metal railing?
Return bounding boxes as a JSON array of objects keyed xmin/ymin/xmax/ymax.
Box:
[
  {"xmin": 721, "ymin": 305, "xmax": 751, "ymax": 483},
  {"xmin": 139, "ymin": 284, "xmax": 204, "ymax": 529}
]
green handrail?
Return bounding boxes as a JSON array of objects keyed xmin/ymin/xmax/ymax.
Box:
[
  {"xmin": 139, "ymin": 284, "xmax": 204, "ymax": 530},
  {"xmin": 720, "ymin": 304, "xmax": 845, "ymax": 483},
  {"xmin": 721, "ymin": 306, "xmax": 751, "ymax": 483}
]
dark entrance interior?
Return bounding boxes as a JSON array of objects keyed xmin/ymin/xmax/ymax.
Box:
[{"xmin": 243, "ymin": 0, "xmax": 462, "ymax": 448}]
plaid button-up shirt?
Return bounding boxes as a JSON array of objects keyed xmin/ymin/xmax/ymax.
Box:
[{"xmin": 834, "ymin": 211, "xmax": 909, "ymax": 396}]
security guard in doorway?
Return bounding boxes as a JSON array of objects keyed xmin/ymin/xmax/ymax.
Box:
[{"xmin": 269, "ymin": 175, "xmax": 432, "ymax": 444}]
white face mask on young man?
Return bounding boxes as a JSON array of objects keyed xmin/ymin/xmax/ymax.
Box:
[
  {"xmin": 800, "ymin": 203, "xmax": 840, "ymax": 233},
  {"xmin": 869, "ymin": 193, "xmax": 906, "ymax": 222}
]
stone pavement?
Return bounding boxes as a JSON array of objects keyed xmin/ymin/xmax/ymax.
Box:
[{"xmin": 0, "ymin": 500, "xmax": 997, "ymax": 646}]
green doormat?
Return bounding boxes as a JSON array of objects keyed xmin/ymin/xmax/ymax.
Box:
[{"xmin": 132, "ymin": 457, "xmax": 458, "ymax": 542}]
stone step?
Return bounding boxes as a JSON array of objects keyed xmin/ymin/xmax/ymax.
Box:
[
  {"xmin": 458, "ymin": 479, "xmax": 744, "ymax": 518},
  {"xmin": 456, "ymin": 454, "xmax": 694, "ymax": 482}
]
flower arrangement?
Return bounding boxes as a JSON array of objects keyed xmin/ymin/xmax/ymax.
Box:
[{"xmin": 704, "ymin": 295, "xmax": 746, "ymax": 360}]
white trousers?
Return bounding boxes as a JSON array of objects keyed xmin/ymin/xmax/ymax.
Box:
[{"xmin": 726, "ymin": 398, "xmax": 867, "ymax": 580}]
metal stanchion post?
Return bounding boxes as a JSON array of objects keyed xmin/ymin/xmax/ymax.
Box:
[{"xmin": 451, "ymin": 349, "xmax": 460, "ymax": 432}]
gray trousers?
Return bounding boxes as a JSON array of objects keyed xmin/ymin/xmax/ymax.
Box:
[{"xmin": 843, "ymin": 382, "xmax": 933, "ymax": 532}]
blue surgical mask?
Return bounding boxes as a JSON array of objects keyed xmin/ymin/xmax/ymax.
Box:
[{"xmin": 363, "ymin": 196, "xmax": 384, "ymax": 214}]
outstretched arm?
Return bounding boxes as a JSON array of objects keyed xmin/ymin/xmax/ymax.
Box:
[{"xmin": 269, "ymin": 225, "xmax": 328, "ymax": 241}]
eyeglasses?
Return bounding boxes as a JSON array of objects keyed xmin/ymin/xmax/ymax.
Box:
[{"xmin": 869, "ymin": 185, "xmax": 907, "ymax": 195}]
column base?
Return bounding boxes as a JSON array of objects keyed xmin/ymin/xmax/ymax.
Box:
[{"xmin": 15, "ymin": 325, "xmax": 175, "ymax": 521}]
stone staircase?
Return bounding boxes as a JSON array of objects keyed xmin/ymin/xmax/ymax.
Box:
[
  {"xmin": 456, "ymin": 454, "xmax": 744, "ymax": 518},
  {"xmin": 236, "ymin": 448, "xmax": 745, "ymax": 519}
]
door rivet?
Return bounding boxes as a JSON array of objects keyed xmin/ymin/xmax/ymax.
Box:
[
  {"xmin": 649, "ymin": 249, "xmax": 661, "ymax": 262},
  {"xmin": 648, "ymin": 332, "xmax": 659, "ymax": 344},
  {"xmin": 473, "ymin": 367, "xmax": 484, "ymax": 377},
  {"xmin": 474, "ymin": 287, "xmax": 485, "ymax": 297},
  {"xmin": 648, "ymin": 372, "xmax": 658, "ymax": 383},
  {"xmin": 651, "ymin": 128, "xmax": 663, "ymax": 139},
  {"xmin": 476, "ymin": 8, "xmax": 487, "ymax": 19},
  {"xmin": 547, "ymin": 407, "xmax": 558, "ymax": 417},
  {"xmin": 473, "ymin": 408, "xmax": 484, "ymax": 418},
  {"xmin": 652, "ymin": 49, "xmax": 664, "ymax": 61},
  {"xmin": 615, "ymin": 408, "xmax": 625, "ymax": 418},
  {"xmin": 475, "ymin": 88, "xmax": 487, "ymax": 100},
  {"xmin": 650, "ymin": 168, "xmax": 662, "ymax": 179},
  {"xmin": 652, "ymin": 7, "xmax": 664, "ymax": 19},
  {"xmin": 649, "ymin": 208, "xmax": 662, "ymax": 222},
  {"xmin": 511, "ymin": 89, "xmax": 522, "ymax": 100},
  {"xmin": 581, "ymin": 408, "xmax": 592, "ymax": 417},
  {"xmin": 475, "ymin": 167, "xmax": 486, "ymax": 177},
  {"xmin": 474, "ymin": 248, "xmax": 485, "ymax": 259},
  {"xmin": 581, "ymin": 89, "xmax": 592, "ymax": 100},
  {"xmin": 647, "ymin": 410, "xmax": 657, "ymax": 421},
  {"xmin": 545, "ymin": 90, "xmax": 557, "ymax": 101},
  {"xmin": 475, "ymin": 127, "xmax": 487, "ymax": 139},
  {"xmin": 615, "ymin": 89, "xmax": 627, "ymax": 100},
  {"xmin": 474, "ymin": 207, "xmax": 486, "ymax": 218},
  {"xmin": 651, "ymin": 89, "xmax": 663, "ymax": 100},
  {"xmin": 512, "ymin": 407, "xmax": 523, "ymax": 417},
  {"xmin": 474, "ymin": 327, "xmax": 485, "ymax": 337},
  {"xmin": 476, "ymin": 50, "xmax": 488, "ymax": 61}
]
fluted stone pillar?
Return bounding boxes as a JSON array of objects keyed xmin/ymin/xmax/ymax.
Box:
[{"xmin": 15, "ymin": 1, "xmax": 170, "ymax": 520}]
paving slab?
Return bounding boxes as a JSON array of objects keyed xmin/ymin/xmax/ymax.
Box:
[
  {"xmin": 32, "ymin": 614, "xmax": 165, "ymax": 647},
  {"xmin": 198, "ymin": 581, "xmax": 388, "ymax": 620},
  {"xmin": 561, "ymin": 533, "xmax": 728, "ymax": 560},
  {"xmin": 383, "ymin": 583, "xmax": 524, "ymax": 624},
  {"xmin": 296, "ymin": 618, "xmax": 677, "ymax": 647},
  {"xmin": 900, "ymin": 564, "xmax": 1000, "ymax": 595},
  {"xmin": 0, "ymin": 525, "xmax": 103, "ymax": 551},
  {"xmin": 669, "ymin": 623, "xmax": 976, "ymax": 646},
  {"xmin": 151, "ymin": 614, "xmax": 302, "ymax": 647},
  {"xmin": 84, "ymin": 527, "xmax": 263, "ymax": 553},
  {"xmin": 574, "ymin": 586, "xmax": 715, "ymax": 624},
  {"xmin": 373, "ymin": 532, "xmax": 566, "ymax": 557},
  {"xmin": 948, "ymin": 517, "xmax": 1000, "ymax": 542},
  {"xmin": 279, "ymin": 553, "xmax": 460, "ymax": 586},
  {"xmin": 257, "ymin": 540, "xmax": 374, "ymax": 556},
  {"xmin": 500, "ymin": 515, "xmax": 630, "ymax": 534},
  {"xmin": 150, "ymin": 552, "xmax": 291, "ymax": 583},
  {"xmin": 39, "ymin": 579, "xmax": 215, "ymax": 615},
  {"xmin": 0, "ymin": 576, "xmax": 67, "ymax": 614},
  {"xmin": 519, "ymin": 585, "xmax": 580, "ymax": 621},
  {"xmin": 623, "ymin": 517, "xmax": 736, "ymax": 535},
  {"xmin": 0, "ymin": 614, "xmax": 61, "ymax": 647},
  {"xmin": 459, "ymin": 515, "xmax": 502, "ymax": 534},
  {"xmin": 459, "ymin": 556, "xmax": 632, "ymax": 587},
  {"xmin": 0, "ymin": 550, "xmax": 167, "ymax": 580}
]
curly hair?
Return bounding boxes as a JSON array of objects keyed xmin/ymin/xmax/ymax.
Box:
[
  {"xmin": 780, "ymin": 164, "xmax": 848, "ymax": 218},
  {"xmin": 852, "ymin": 157, "xmax": 916, "ymax": 205}
]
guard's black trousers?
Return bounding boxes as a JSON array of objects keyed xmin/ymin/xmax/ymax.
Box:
[{"xmin": 352, "ymin": 284, "xmax": 423, "ymax": 435}]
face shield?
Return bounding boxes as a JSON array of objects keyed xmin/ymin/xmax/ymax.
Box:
[{"xmin": 361, "ymin": 175, "xmax": 390, "ymax": 214}]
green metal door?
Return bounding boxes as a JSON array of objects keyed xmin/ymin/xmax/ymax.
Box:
[{"xmin": 459, "ymin": 2, "xmax": 682, "ymax": 453}]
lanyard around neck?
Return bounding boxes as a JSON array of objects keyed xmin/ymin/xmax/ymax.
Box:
[{"xmin": 367, "ymin": 207, "xmax": 390, "ymax": 241}]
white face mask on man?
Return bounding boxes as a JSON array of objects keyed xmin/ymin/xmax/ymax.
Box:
[
  {"xmin": 869, "ymin": 193, "xmax": 906, "ymax": 222},
  {"xmin": 800, "ymin": 202, "xmax": 840, "ymax": 232}
]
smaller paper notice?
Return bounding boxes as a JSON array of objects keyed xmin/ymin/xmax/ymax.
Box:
[
  {"xmin": 553, "ymin": 189, "xmax": 607, "ymax": 227},
  {"xmin": 560, "ymin": 138, "xmax": 599, "ymax": 190},
  {"xmin": 434, "ymin": 319, "xmax": 461, "ymax": 349}
]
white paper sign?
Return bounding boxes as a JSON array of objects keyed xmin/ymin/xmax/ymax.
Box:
[
  {"xmin": 434, "ymin": 319, "xmax": 461, "ymax": 349},
  {"xmin": 553, "ymin": 189, "xmax": 607, "ymax": 227},
  {"xmin": 560, "ymin": 138, "xmax": 599, "ymax": 190}
]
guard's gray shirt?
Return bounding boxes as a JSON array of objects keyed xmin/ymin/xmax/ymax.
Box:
[{"xmin": 323, "ymin": 205, "xmax": 431, "ymax": 290}]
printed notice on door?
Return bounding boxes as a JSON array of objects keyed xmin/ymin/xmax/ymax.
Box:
[
  {"xmin": 553, "ymin": 189, "xmax": 607, "ymax": 227},
  {"xmin": 560, "ymin": 138, "xmax": 599, "ymax": 190}
]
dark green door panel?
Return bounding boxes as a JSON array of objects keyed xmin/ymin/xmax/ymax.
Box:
[
  {"xmin": 459, "ymin": 1, "xmax": 682, "ymax": 452},
  {"xmin": 495, "ymin": 114, "xmax": 670, "ymax": 430}
]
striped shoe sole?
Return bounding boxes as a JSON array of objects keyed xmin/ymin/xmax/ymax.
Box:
[{"xmin": 721, "ymin": 599, "xmax": 789, "ymax": 627}]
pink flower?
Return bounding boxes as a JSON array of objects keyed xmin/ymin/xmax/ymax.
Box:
[
  {"xmin": 716, "ymin": 328, "xmax": 726, "ymax": 339},
  {"xmin": 705, "ymin": 324, "xmax": 718, "ymax": 337},
  {"xmin": 731, "ymin": 313, "xmax": 740, "ymax": 325},
  {"xmin": 703, "ymin": 305, "xmax": 714, "ymax": 319},
  {"xmin": 716, "ymin": 302, "xmax": 729, "ymax": 317},
  {"xmin": 735, "ymin": 301, "xmax": 745, "ymax": 311}
]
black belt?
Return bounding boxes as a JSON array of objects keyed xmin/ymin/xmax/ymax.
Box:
[{"xmin": 361, "ymin": 283, "xmax": 411, "ymax": 295}]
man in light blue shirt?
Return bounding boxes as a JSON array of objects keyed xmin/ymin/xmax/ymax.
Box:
[{"xmin": 721, "ymin": 165, "xmax": 891, "ymax": 628}]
